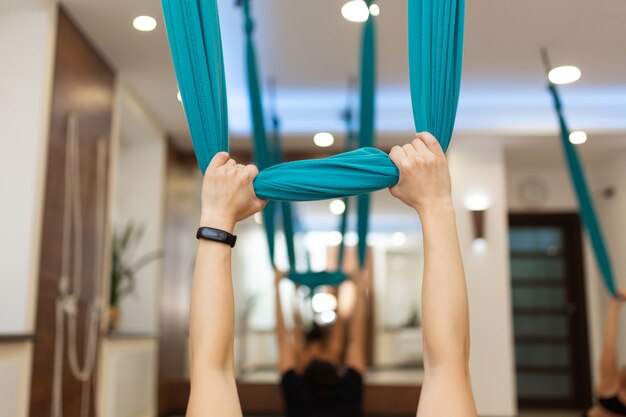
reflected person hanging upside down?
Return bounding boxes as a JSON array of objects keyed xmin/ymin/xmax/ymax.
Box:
[
  {"xmin": 583, "ymin": 290, "xmax": 626, "ymax": 417},
  {"xmin": 273, "ymin": 269, "xmax": 366, "ymax": 417},
  {"xmin": 184, "ymin": 132, "xmax": 478, "ymax": 417}
]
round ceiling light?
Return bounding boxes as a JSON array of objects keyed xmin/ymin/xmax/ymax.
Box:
[
  {"xmin": 313, "ymin": 132, "xmax": 334, "ymax": 147},
  {"xmin": 341, "ymin": 0, "xmax": 369, "ymax": 22},
  {"xmin": 548, "ymin": 65, "xmax": 581, "ymax": 85},
  {"xmin": 133, "ymin": 15, "xmax": 157, "ymax": 32},
  {"xmin": 569, "ymin": 131, "xmax": 587, "ymax": 145}
]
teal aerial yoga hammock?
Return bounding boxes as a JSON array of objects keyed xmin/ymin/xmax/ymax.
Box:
[
  {"xmin": 544, "ymin": 79, "xmax": 618, "ymax": 297},
  {"xmin": 161, "ymin": 0, "xmax": 465, "ymax": 199}
]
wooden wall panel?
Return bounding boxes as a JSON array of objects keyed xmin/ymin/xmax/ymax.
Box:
[{"xmin": 29, "ymin": 8, "xmax": 114, "ymax": 417}]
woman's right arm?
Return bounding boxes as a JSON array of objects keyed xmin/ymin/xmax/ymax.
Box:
[{"xmin": 389, "ymin": 133, "xmax": 477, "ymax": 417}]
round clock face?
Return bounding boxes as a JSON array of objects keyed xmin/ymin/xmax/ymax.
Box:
[{"xmin": 518, "ymin": 177, "xmax": 548, "ymax": 207}]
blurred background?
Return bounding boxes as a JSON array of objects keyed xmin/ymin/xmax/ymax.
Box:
[{"xmin": 1, "ymin": 0, "xmax": 626, "ymax": 416}]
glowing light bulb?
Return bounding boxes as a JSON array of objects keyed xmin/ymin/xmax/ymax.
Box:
[
  {"xmin": 312, "ymin": 293, "xmax": 338, "ymax": 313},
  {"xmin": 329, "ymin": 199, "xmax": 346, "ymax": 215},
  {"xmin": 369, "ymin": 4, "xmax": 380, "ymax": 16},
  {"xmin": 548, "ymin": 66, "xmax": 581, "ymax": 85},
  {"xmin": 569, "ymin": 131, "xmax": 587, "ymax": 145},
  {"xmin": 341, "ymin": 0, "xmax": 369, "ymax": 22},
  {"xmin": 133, "ymin": 15, "xmax": 157, "ymax": 32},
  {"xmin": 314, "ymin": 132, "xmax": 334, "ymax": 147},
  {"xmin": 391, "ymin": 232, "xmax": 406, "ymax": 246}
]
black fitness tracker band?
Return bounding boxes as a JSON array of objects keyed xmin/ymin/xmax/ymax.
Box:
[{"xmin": 196, "ymin": 227, "xmax": 237, "ymax": 248}]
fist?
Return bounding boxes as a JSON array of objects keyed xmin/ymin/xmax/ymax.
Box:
[
  {"xmin": 388, "ymin": 132, "xmax": 452, "ymax": 213},
  {"xmin": 200, "ymin": 152, "xmax": 266, "ymax": 231}
]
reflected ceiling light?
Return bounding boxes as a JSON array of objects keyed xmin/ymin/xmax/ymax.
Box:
[
  {"xmin": 133, "ymin": 15, "xmax": 157, "ymax": 32},
  {"xmin": 314, "ymin": 132, "xmax": 334, "ymax": 147},
  {"xmin": 317, "ymin": 310, "xmax": 337, "ymax": 325},
  {"xmin": 548, "ymin": 65, "xmax": 581, "ymax": 85},
  {"xmin": 254, "ymin": 212, "xmax": 263, "ymax": 225},
  {"xmin": 312, "ymin": 293, "xmax": 338, "ymax": 313},
  {"xmin": 569, "ymin": 131, "xmax": 587, "ymax": 145},
  {"xmin": 369, "ymin": 4, "xmax": 380, "ymax": 16},
  {"xmin": 329, "ymin": 199, "xmax": 346, "ymax": 215},
  {"xmin": 328, "ymin": 231, "xmax": 343, "ymax": 246},
  {"xmin": 341, "ymin": 0, "xmax": 369, "ymax": 22},
  {"xmin": 464, "ymin": 193, "xmax": 491, "ymax": 211},
  {"xmin": 391, "ymin": 232, "xmax": 406, "ymax": 246},
  {"xmin": 177, "ymin": 90, "xmax": 182, "ymax": 102}
]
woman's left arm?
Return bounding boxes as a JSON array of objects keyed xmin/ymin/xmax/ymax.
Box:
[{"xmin": 186, "ymin": 152, "xmax": 266, "ymax": 417}]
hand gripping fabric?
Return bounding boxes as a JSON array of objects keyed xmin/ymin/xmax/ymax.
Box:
[{"xmin": 161, "ymin": 0, "xmax": 465, "ymax": 200}]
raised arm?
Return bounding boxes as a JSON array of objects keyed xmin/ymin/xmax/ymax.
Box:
[
  {"xmin": 389, "ymin": 132, "xmax": 477, "ymax": 417},
  {"xmin": 275, "ymin": 271, "xmax": 297, "ymax": 374},
  {"xmin": 186, "ymin": 152, "xmax": 265, "ymax": 417},
  {"xmin": 344, "ymin": 275, "xmax": 367, "ymax": 374},
  {"xmin": 596, "ymin": 293, "xmax": 626, "ymax": 396}
]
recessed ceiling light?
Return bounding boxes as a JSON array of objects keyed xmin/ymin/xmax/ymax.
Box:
[
  {"xmin": 341, "ymin": 0, "xmax": 369, "ymax": 23},
  {"xmin": 177, "ymin": 91, "xmax": 182, "ymax": 102},
  {"xmin": 369, "ymin": 4, "xmax": 380, "ymax": 16},
  {"xmin": 548, "ymin": 65, "xmax": 581, "ymax": 85},
  {"xmin": 314, "ymin": 132, "xmax": 334, "ymax": 147},
  {"xmin": 569, "ymin": 131, "xmax": 587, "ymax": 145},
  {"xmin": 329, "ymin": 199, "xmax": 346, "ymax": 215},
  {"xmin": 133, "ymin": 15, "xmax": 157, "ymax": 32}
]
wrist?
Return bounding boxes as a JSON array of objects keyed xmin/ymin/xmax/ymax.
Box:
[
  {"xmin": 413, "ymin": 199, "xmax": 454, "ymax": 217},
  {"xmin": 199, "ymin": 211, "xmax": 236, "ymax": 233}
]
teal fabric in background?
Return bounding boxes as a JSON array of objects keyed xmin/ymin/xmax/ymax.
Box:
[
  {"xmin": 547, "ymin": 84, "xmax": 618, "ymax": 297},
  {"xmin": 161, "ymin": 0, "xmax": 465, "ymax": 200}
]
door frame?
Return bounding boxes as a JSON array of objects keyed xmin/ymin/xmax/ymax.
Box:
[{"xmin": 509, "ymin": 212, "xmax": 593, "ymax": 409}]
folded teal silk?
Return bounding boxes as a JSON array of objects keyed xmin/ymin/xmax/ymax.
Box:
[
  {"xmin": 547, "ymin": 84, "xmax": 617, "ymax": 297},
  {"xmin": 253, "ymin": 148, "xmax": 398, "ymax": 202},
  {"xmin": 289, "ymin": 271, "xmax": 347, "ymax": 288},
  {"xmin": 161, "ymin": 0, "xmax": 465, "ymax": 201}
]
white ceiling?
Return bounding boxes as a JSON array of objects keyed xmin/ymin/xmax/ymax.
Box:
[{"xmin": 61, "ymin": 0, "xmax": 626, "ymax": 154}]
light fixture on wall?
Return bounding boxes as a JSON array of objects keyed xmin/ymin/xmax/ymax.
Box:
[
  {"xmin": 548, "ymin": 65, "xmax": 581, "ymax": 85},
  {"xmin": 465, "ymin": 193, "xmax": 490, "ymax": 252},
  {"xmin": 133, "ymin": 15, "xmax": 157, "ymax": 32},
  {"xmin": 391, "ymin": 232, "xmax": 406, "ymax": 247}
]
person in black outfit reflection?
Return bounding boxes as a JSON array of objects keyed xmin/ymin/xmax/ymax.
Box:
[
  {"xmin": 274, "ymin": 269, "xmax": 366, "ymax": 417},
  {"xmin": 583, "ymin": 290, "xmax": 626, "ymax": 417}
]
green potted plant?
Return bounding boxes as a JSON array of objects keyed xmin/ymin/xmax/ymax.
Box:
[{"xmin": 109, "ymin": 223, "xmax": 162, "ymax": 331}]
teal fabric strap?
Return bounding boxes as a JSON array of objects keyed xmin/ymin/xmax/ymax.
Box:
[
  {"xmin": 547, "ymin": 84, "xmax": 618, "ymax": 297},
  {"xmin": 356, "ymin": 3, "xmax": 376, "ymax": 268},
  {"xmin": 289, "ymin": 271, "xmax": 347, "ymax": 288},
  {"xmin": 162, "ymin": 0, "xmax": 464, "ymax": 200}
]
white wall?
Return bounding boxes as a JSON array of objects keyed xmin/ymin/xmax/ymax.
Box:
[
  {"xmin": 0, "ymin": 5, "xmax": 57, "ymax": 417},
  {"xmin": 0, "ymin": 3, "xmax": 57, "ymax": 334},
  {"xmin": 506, "ymin": 152, "xmax": 617, "ymax": 387},
  {"xmin": 449, "ymin": 142, "xmax": 517, "ymax": 416},
  {"xmin": 111, "ymin": 85, "xmax": 167, "ymax": 334}
]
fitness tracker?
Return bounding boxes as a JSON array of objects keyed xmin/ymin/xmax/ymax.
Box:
[{"xmin": 196, "ymin": 227, "xmax": 237, "ymax": 248}]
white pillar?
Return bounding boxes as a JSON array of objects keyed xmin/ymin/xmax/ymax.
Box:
[{"xmin": 448, "ymin": 142, "xmax": 517, "ymax": 416}]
